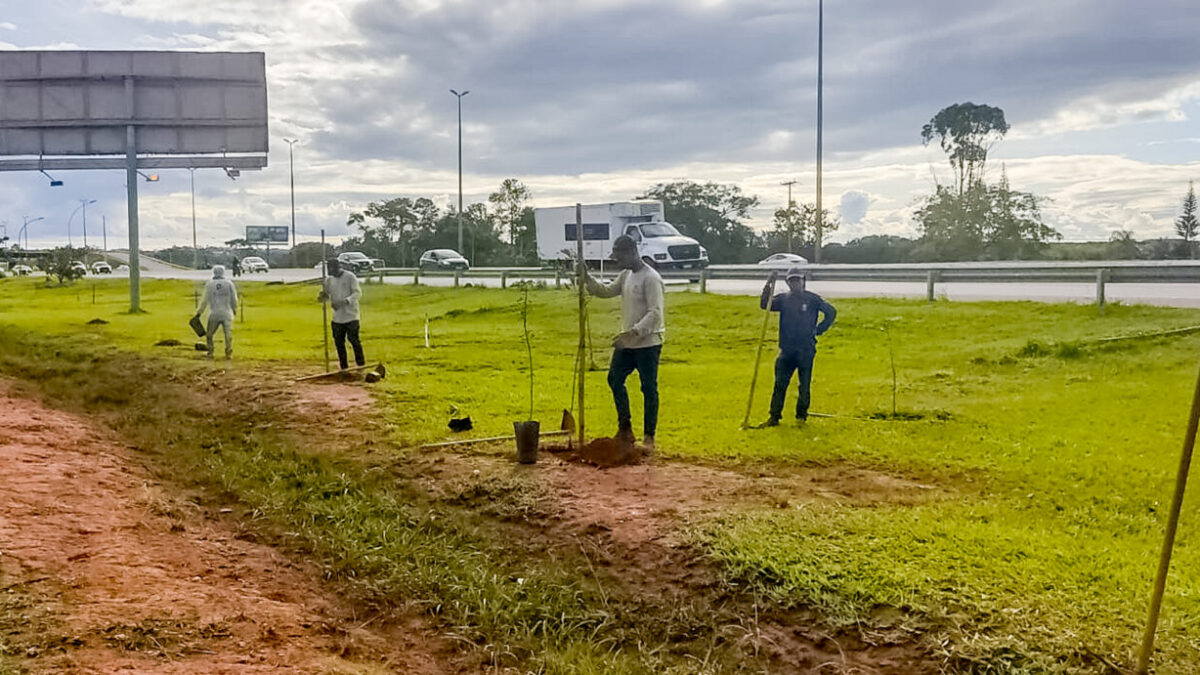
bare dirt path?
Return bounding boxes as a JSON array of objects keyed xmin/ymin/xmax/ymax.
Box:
[{"xmin": 0, "ymin": 383, "xmax": 451, "ymax": 674}]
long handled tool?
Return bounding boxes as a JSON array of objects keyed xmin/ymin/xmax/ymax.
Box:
[
  {"xmin": 741, "ymin": 274, "xmax": 776, "ymax": 429},
  {"xmin": 320, "ymin": 229, "xmax": 331, "ymax": 372}
]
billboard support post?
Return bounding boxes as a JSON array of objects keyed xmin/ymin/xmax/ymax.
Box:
[{"xmin": 125, "ymin": 77, "xmax": 142, "ymax": 313}]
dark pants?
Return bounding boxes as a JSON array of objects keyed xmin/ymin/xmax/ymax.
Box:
[
  {"xmin": 331, "ymin": 320, "xmax": 365, "ymax": 369},
  {"xmin": 770, "ymin": 349, "xmax": 815, "ymax": 420},
  {"xmin": 608, "ymin": 345, "xmax": 662, "ymax": 437}
]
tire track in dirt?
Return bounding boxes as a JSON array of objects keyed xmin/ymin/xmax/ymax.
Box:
[{"xmin": 0, "ymin": 383, "xmax": 451, "ymax": 674}]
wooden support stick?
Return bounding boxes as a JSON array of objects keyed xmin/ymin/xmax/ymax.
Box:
[
  {"xmin": 294, "ymin": 362, "xmax": 381, "ymax": 382},
  {"xmin": 418, "ymin": 429, "xmax": 571, "ymax": 450}
]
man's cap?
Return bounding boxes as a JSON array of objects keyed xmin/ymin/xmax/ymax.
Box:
[
  {"xmin": 785, "ymin": 266, "xmax": 806, "ymax": 280},
  {"xmin": 612, "ymin": 235, "xmax": 637, "ymax": 252},
  {"xmin": 212, "ymin": 264, "xmax": 225, "ymax": 278}
]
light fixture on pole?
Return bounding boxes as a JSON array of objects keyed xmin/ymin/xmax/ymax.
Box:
[
  {"xmin": 67, "ymin": 200, "xmax": 95, "ymax": 248},
  {"xmin": 40, "ymin": 169, "xmax": 63, "ymax": 187},
  {"xmin": 284, "ymin": 138, "xmax": 299, "ymax": 253},
  {"xmin": 450, "ymin": 89, "xmax": 469, "ymax": 254}
]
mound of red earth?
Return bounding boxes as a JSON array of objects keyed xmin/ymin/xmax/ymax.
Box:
[{"xmin": 545, "ymin": 436, "xmax": 647, "ymax": 467}]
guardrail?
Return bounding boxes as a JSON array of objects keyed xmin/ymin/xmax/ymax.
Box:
[{"xmin": 366, "ymin": 261, "xmax": 1200, "ymax": 308}]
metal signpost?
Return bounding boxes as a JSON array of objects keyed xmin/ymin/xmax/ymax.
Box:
[{"xmin": 0, "ymin": 51, "xmax": 269, "ymax": 311}]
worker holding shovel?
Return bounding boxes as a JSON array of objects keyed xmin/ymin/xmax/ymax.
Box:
[
  {"xmin": 318, "ymin": 257, "xmax": 366, "ymax": 370},
  {"xmin": 581, "ymin": 235, "xmax": 665, "ymax": 450},
  {"xmin": 194, "ymin": 264, "xmax": 238, "ymax": 360},
  {"xmin": 761, "ymin": 267, "xmax": 836, "ymax": 426}
]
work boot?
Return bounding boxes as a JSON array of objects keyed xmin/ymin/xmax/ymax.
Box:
[
  {"xmin": 764, "ymin": 417, "xmax": 780, "ymax": 427},
  {"xmin": 615, "ymin": 425, "xmax": 635, "ymax": 445},
  {"xmin": 642, "ymin": 435, "xmax": 655, "ymax": 453}
]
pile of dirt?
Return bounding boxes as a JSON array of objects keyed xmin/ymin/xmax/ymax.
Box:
[{"xmin": 546, "ymin": 436, "xmax": 647, "ymax": 467}]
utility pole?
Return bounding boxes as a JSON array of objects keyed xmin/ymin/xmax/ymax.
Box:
[
  {"xmin": 285, "ymin": 138, "xmax": 299, "ymax": 257},
  {"xmin": 814, "ymin": 0, "xmax": 825, "ymax": 264},
  {"xmin": 450, "ymin": 89, "xmax": 469, "ymax": 254},
  {"xmin": 781, "ymin": 180, "xmax": 798, "ymax": 253}
]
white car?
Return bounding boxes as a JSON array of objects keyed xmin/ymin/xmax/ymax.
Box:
[
  {"xmin": 91, "ymin": 261, "xmax": 112, "ymax": 274},
  {"xmin": 11, "ymin": 264, "xmax": 33, "ymax": 276},
  {"xmin": 241, "ymin": 256, "xmax": 269, "ymax": 273},
  {"xmin": 419, "ymin": 249, "xmax": 470, "ymax": 271},
  {"xmin": 69, "ymin": 261, "xmax": 88, "ymax": 277},
  {"xmin": 757, "ymin": 253, "xmax": 809, "ymax": 269}
]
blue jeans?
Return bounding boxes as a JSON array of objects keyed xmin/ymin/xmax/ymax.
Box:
[
  {"xmin": 770, "ymin": 349, "xmax": 815, "ymax": 420},
  {"xmin": 608, "ymin": 345, "xmax": 662, "ymax": 437}
]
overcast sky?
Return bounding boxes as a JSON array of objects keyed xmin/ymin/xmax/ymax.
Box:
[{"xmin": 1, "ymin": 0, "xmax": 1198, "ymax": 250}]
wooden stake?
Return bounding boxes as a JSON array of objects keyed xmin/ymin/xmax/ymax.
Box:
[
  {"xmin": 1137, "ymin": 353, "xmax": 1200, "ymax": 673},
  {"xmin": 742, "ymin": 276, "xmax": 775, "ymax": 428}
]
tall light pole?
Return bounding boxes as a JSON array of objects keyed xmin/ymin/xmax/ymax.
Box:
[
  {"xmin": 80, "ymin": 199, "xmax": 96, "ymax": 249},
  {"xmin": 19, "ymin": 215, "xmax": 44, "ymax": 250},
  {"xmin": 814, "ymin": 0, "xmax": 825, "ymax": 264},
  {"xmin": 284, "ymin": 138, "xmax": 299, "ymax": 259},
  {"xmin": 189, "ymin": 168, "xmax": 199, "ymax": 268},
  {"xmin": 67, "ymin": 200, "xmax": 95, "ymax": 248},
  {"xmin": 102, "ymin": 215, "xmax": 108, "ymax": 252},
  {"xmin": 450, "ymin": 89, "xmax": 469, "ymax": 254}
]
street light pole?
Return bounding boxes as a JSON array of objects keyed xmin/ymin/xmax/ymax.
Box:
[
  {"xmin": 19, "ymin": 215, "xmax": 44, "ymax": 250},
  {"xmin": 67, "ymin": 200, "xmax": 94, "ymax": 248},
  {"xmin": 81, "ymin": 199, "xmax": 95, "ymax": 249},
  {"xmin": 814, "ymin": 0, "xmax": 825, "ymax": 264},
  {"xmin": 102, "ymin": 215, "xmax": 107, "ymax": 252},
  {"xmin": 285, "ymin": 138, "xmax": 299, "ymax": 263},
  {"xmin": 450, "ymin": 89, "xmax": 469, "ymax": 254}
]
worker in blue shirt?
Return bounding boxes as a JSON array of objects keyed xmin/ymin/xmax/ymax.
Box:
[{"xmin": 761, "ymin": 267, "xmax": 836, "ymax": 426}]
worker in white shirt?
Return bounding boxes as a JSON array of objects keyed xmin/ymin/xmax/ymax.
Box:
[
  {"xmin": 581, "ymin": 235, "xmax": 666, "ymax": 450},
  {"xmin": 318, "ymin": 258, "xmax": 365, "ymax": 370}
]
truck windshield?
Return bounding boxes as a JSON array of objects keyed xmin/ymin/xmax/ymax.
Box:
[{"xmin": 640, "ymin": 222, "xmax": 680, "ymax": 238}]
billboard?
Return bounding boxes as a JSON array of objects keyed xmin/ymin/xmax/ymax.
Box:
[
  {"xmin": 246, "ymin": 226, "xmax": 289, "ymax": 244},
  {"xmin": 0, "ymin": 51, "xmax": 268, "ymax": 158}
]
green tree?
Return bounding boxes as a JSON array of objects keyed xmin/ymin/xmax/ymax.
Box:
[
  {"xmin": 764, "ymin": 202, "xmax": 838, "ymax": 258},
  {"xmin": 46, "ymin": 247, "xmax": 84, "ymax": 285},
  {"xmin": 1176, "ymin": 181, "xmax": 1198, "ymax": 259},
  {"xmin": 921, "ymin": 102, "xmax": 1010, "ymax": 196},
  {"xmin": 346, "ymin": 197, "xmax": 439, "ymax": 267},
  {"xmin": 1107, "ymin": 230, "xmax": 1141, "ymax": 259},
  {"xmin": 635, "ymin": 181, "xmax": 761, "ymax": 263},
  {"xmin": 913, "ymin": 183, "xmax": 991, "ymax": 260},
  {"xmin": 983, "ymin": 170, "xmax": 1059, "ymax": 259},
  {"xmin": 488, "ymin": 179, "xmax": 537, "ymax": 264}
]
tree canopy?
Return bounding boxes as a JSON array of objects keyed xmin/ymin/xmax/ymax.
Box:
[{"xmin": 921, "ymin": 102, "xmax": 1010, "ymax": 196}]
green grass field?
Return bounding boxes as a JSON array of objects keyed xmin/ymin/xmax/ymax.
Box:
[{"xmin": 2, "ymin": 274, "xmax": 1199, "ymax": 673}]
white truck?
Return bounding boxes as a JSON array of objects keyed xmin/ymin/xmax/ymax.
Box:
[{"xmin": 534, "ymin": 200, "xmax": 708, "ymax": 269}]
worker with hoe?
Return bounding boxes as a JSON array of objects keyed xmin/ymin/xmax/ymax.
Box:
[
  {"xmin": 761, "ymin": 267, "xmax": 836, "ymax": 426},
  {"xmin": 581, "ymin": 235, "xmax": 666, "ymax": 450},
  {"xmin": 318, "ymin": 257, "xmax": 366, "ymax": 370},
  {"xmin": 194, "ymin": 264, "xmax": 238, "ymax": 360}
]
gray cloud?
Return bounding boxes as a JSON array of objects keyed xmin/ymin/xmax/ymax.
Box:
[{"xmin": 839, "ymin": 190, "xmax": 869, "ymax": 224}]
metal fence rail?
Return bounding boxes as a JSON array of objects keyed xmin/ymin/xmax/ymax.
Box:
[{"xmin": 369, "ymin": 262, "xmax": 1200, "ymax": 306}]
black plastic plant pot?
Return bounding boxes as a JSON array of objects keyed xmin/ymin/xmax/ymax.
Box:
[{"xmin": 514, "ymin": 420, "xmax": 540, "ymax": 464}]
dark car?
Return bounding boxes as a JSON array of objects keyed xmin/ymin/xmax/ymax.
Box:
[{"xmin": 337, "ymin": 251, "xmax": 376, "ymax": 273}]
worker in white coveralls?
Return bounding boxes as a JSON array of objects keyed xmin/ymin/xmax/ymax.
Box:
[
  {"xmin": 318, "ymin": 257, "xmax": 366, "ymax": 370},
  {"xmin": 194, "ymin": 264, "xmax": 238, "ymax": 360},
  {"xmin": 580, "ymin": 235, "xmax": 666, "ymax": 451}
]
